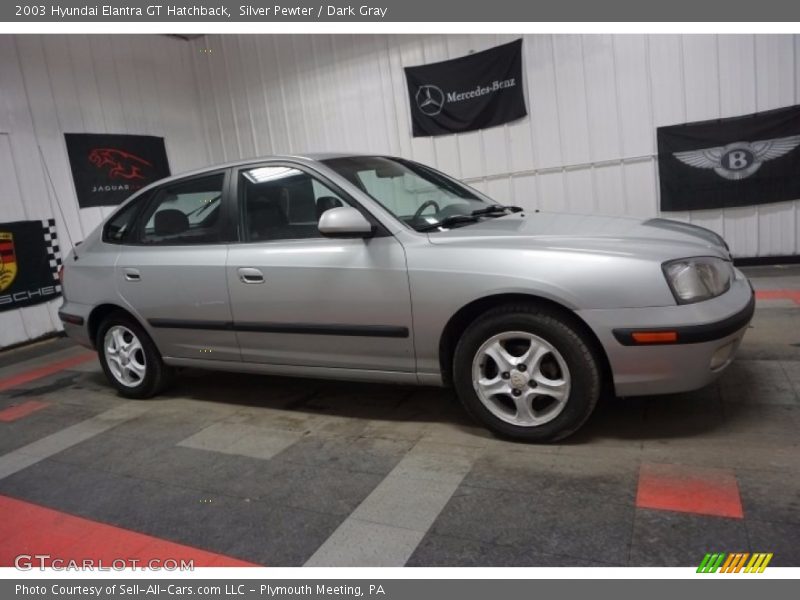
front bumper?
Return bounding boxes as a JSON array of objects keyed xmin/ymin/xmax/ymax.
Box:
[{"xmin": 578, "ymin": 269, "xmax": 754, "ymax": 397}]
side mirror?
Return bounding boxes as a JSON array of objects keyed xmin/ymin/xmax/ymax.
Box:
[{"xmin": 318, "ymin": 206, "xmax": 374, "ymax": 238}]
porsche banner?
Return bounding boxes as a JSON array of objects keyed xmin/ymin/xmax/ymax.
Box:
[
  {"xmin": 658, "ymin": 104, "xmax": 800, "ymax": 211},
  {"xmin": 404, "ymin": 39, "xmax": 527, "ymax": 137},
  {"xmin": 0, "ymin": 219, "xmax": 62, "ymax": 313},
  {"xmin": 65, "ymin": 133, "xmax": 171, "ymax": 208}
]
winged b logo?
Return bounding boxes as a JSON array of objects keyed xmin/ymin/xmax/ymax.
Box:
[{"xmin": 673, "ymin": 135, "xmax": 800, "ymax": 181}]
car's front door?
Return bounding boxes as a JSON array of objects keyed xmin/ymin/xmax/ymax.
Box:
[
  {"xmin": 226, "ymin": 163, "xmax": 414, "ymax": 372},
  {"xmin": 116, "ymin": 170, "xmax": 240, "ymax": 362}
]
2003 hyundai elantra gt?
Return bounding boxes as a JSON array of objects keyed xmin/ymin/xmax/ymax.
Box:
[{"xmin": 58, "ymin": 154, "xmax": 755, "ymax": 441}]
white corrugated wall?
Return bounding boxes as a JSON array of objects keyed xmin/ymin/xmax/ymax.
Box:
[
  {"xmin": 1, "ymin": 33, "xmax": 798, "ymax": 349},
  {"xmin": 192, "ymin": 33, "xmax": 800, "ymax": 258},
  {"xmin": 0, "ymin": 34, "xmax": 209, "ymax": 348}
]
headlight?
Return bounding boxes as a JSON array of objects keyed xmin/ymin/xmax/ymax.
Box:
[{"xmin": 662, "ymin": 257, "xmax": 733, "ymax": 304}]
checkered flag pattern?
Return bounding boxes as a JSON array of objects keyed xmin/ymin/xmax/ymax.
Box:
[{"xmin": 42, "ymin": 218, "xmax": 62, "ymax": 293}]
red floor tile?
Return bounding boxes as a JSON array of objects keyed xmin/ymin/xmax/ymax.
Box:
[
  {"xmin": 0, "ymin": 400, "xmax": 50, "ymax": 422},
  {"xmin": 0, "ymin": 352, "xmax": 96, "ymax": 393},
  {"xmin": 755, "ymin": 289, "xmax": 800, "ymax": 305},
  {"xmin": 636, "ymin": 463, "xmax": 744, "ymax": 519},
  {"xmin": 0, "ymin": 495, "xmax": 260, "ymax": 568}
]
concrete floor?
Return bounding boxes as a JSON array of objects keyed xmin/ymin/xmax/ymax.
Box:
[{"xmin": 0, "ymin": 265, "xmax": 798, "ymax": 567}]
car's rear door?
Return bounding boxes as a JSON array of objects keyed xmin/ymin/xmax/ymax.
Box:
[
  {"xmin": 115, "ymin": 169, "xmax": 240, "ymax": 362},
  {"xmin": 226, "ymin": 161, "xmax": 414, "ymax": 372}
]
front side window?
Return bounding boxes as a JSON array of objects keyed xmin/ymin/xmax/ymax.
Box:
[
  {"xmin": 239, "ymin": 166, "xmax": 352, "ymax": 242},
  {"xmin": 103, "ymin": 194, "xmax": 148, "ymax": 244},
  {"xmin": 136, "ymin": 174, "xmax": 224, "ymax": 245},
  {"xmin": 323, "ymin": 156, "xmax": 496, "ymax": 232}
]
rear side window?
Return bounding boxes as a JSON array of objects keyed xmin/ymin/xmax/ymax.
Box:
[
  {"xmin": 103, "ymin": 195, "xmax": 147, "ymax": 244},
  {"xmin": 135, "ymin": 174, "xmax": 225, "ymax": 245}
]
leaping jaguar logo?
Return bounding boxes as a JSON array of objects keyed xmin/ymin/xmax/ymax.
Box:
[
  {"xmin": 88, "ymin": 148, "xmax": 152, "ymax": 180},
  {"xmin": 673, "ymin": 135, "xmax": 800, "ymax": 181},
  {"xmin": 0, "ymin": 232, "xmax": 17, "ymax": 293}
]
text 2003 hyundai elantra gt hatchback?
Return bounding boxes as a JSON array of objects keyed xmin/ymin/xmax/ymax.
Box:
[{"xmin": 58, "ymin": 154, "xmax": 754, "ymax": 441}]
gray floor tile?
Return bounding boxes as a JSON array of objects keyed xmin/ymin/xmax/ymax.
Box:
[
  {"xmin": 407, "ymin": 533, "xmax": 617, "ymax": 566},
  {"xmin": 0, "ymin": 408, "xmax": 99, "ymax": 455},
  {"xmin": 464, "ymin": 447, "xmax": 639, "ymax": 504},
  {"xmin": 744, "ymin": 520, "xmax": 800, "ymax": 567},
  {"xmin": 351, "ymin": 474, "xmax": 459, "ymax": 532},
  {"xmin": 179, "ymin": 422, "xmax": 302, "ymax": 460},
  {"xmin": 429, "ymin": 484, "xmax": 635, "ymax": 565},
  {"xmin": 274, "ymin": 435, "xmax": 414, "ymax": 475},
  {"xmin": 248, "ymin": 462, "xmax": 384, "ymax": 516},
  {"xmin": 304, "ymin": 519, "xmax": 424, "ymax": 567},
  {"xmin": 629, "ymin": 508, "xmax": 749, "ymax": 566},
  {"xmin": 737, "ymin": 469, "xmax": 800, "ymax": 525},
  {"xmin": 0, "ymin": 458, "xmax": 341, "ymax": 567}
]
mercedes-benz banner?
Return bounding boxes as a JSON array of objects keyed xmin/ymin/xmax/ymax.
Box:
[{"xmin": 404, "ymin": 39, "xmax": 526, "ymax": 137}]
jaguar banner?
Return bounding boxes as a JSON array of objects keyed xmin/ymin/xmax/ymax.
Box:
[
  {"xmin": 0, "ymin": 219, "xmax": 62, "ymax": 312},
  {"xmin": 65, "ymin": 133, "xmax": 171, "ymax": 208},
  {"xmin": 658, "ymin": 104, "xmax": 800, "ymax": 211},
  {"xmin": 404, "ymin": 39, "xmax": 526, "ymax": 137}
]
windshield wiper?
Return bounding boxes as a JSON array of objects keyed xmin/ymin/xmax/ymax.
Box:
[
  {"xmin": 470, "ymin": 204, "xmax": 523, "ymax": 217},
  {"xmin": 186, "ymin": 195, "xmax": 221, "ymax": 217},
  {"xmin": 417, "ymin": 214, "xmax": 481, "ymax": 232}
]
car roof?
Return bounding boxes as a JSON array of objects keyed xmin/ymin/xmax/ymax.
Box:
[
  {"xmin": 115, "ymin": 153, "xmax": 413, "ymax": 213},
  {"xmin": 138, "ymin": 152, "xmax": 388, "ymax": 192}
]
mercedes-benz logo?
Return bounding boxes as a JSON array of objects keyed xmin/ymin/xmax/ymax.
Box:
[{"xmin": 415, "ymin": 85, "xmax": 445, "ymax": 117}]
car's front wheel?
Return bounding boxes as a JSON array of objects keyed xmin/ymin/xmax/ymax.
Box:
[
  {"xmin": 96, "ymin": 312, "xmax": 172, "ymax": 399},
  {"xmin": 453, "ymin": 304, "xmax": 601, "ymax": 442}
]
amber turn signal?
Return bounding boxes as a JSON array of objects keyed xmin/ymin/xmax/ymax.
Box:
[{"xmin": 631, "ymin": 331, "xmax": 678, "ymax": 344}]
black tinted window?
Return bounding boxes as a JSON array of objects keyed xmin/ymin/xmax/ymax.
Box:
[
  {"xmin": 137, "ymin": 174, "xmax": 224, "ymax": 245},
  {"xmin": 103, "ymin": 195, "xmax": 147, "ymax": 244},
  {"xmin": 239, "ymin": 166, "xmax": 350, "ymax": 242}
]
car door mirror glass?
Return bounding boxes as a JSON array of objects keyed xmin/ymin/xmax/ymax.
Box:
[{"xmin": 318, "ymin": 207, "xmax": 374, "ymax": 238}]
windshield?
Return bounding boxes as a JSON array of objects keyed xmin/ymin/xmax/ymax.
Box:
[{"xmin": 323, "ymin": 156, "xmax": 495, "ymax": 232}]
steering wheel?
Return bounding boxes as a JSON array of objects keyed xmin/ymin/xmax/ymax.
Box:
[{"xmin": 412, "ymin": 200, "xmax": 441, "ymax": 222}]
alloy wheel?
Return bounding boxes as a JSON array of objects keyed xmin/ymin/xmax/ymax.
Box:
[
  {"xmin": 471, "ymin": 330, "xmax": 571, "ymax": 427},
  {"xmin": 104, "ymin": 325, "xmax": 147, "ymax": 388}
]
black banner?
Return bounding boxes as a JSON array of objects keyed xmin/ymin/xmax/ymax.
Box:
[
  {"xmin": 0, "ymin": 219, "xmax": 62, "ymax": 312},
  {"xmin": 65, "ymin": 133, "xmax": 170, "ymax": 208},
  {"xmin": 658, "ymin": 105, "xmax": 800, "ymax": 211},
  {"xmin": 404, "ymin": 39, "xmax": 526, "ymax": 137}
]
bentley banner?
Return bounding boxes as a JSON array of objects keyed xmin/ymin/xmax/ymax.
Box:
[
  {"xmin": 658, "ymin": 104, "xmax": 800, "ymax": 211},
  {"xmin": 0, "ymin": 219, "xmax": 62, "ymax": 312},
  {"xmin": 404, "ymin": 39, "xmax": 526, "ymax": 137},
  {"xmin": 65, "ymin": 133, "xmax": 171, "ymax": 208}
]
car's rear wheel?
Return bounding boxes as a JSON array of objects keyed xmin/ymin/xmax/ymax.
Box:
[
  {"xmin": 453, "ymin": 304, "xmax": 601, "ymax": 442},
  {"xmin": 96, "ymin": 312, "xmax": 172, "ymax": 399}
]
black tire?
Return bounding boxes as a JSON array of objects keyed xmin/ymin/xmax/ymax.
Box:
[
  {"xmin": 453, "ymin": 303, "xmax": 601, "ymax": 442},
  {"xmin": 95, "ymin": 311, "xmax": 173, "ymax": 399}
]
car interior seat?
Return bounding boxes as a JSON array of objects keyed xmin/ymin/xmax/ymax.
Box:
[
  {"xmin": 153, "ymin": 209, "xmax": 189, "ymax": 239},
  {"xmin": 248, "ymin": 196, "xmax": 289, "ymax": 240}
]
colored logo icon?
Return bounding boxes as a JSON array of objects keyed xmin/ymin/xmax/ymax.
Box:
[{"xmin": 697, "ymin": 552, "xmax": 773, "ymax": 573}]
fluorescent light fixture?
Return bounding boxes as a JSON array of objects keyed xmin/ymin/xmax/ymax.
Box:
[{"xmin": 243, "ymin": 166, "xmax": 298, "ymax": 184}]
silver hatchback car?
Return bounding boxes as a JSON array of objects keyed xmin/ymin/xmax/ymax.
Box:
[{"xmin": 59, "ymin": 154, "xmax": 754, "ymax": 441}]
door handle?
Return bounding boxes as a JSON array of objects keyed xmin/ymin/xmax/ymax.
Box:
[
  {"xmin": 123, "ymin": 268, "xmax": 141, "ymax": 282},
  {"xmin": 238, "ymin": 267, "xmax": 264, "ymax": 284}
]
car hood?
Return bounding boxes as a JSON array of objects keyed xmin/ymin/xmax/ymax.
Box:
[{"xmin": 426, "ymin": 211, "xmax": 731, "ymax": 261}]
